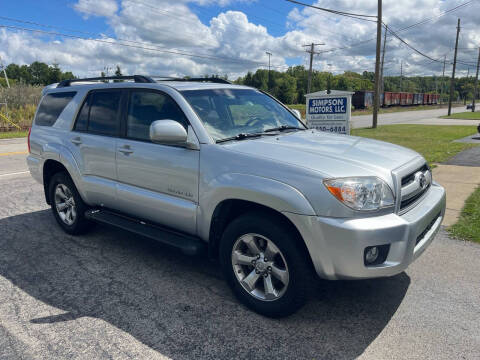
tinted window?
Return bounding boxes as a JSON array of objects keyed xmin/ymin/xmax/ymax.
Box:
[
  {"xmin": 35, "ymin": 92, "xmax": 76, "ymax": 126},
  {"xmin": 74, "ymin": 93, "xmax": 91, "ymax": 132},
  {"xmin": 127, "ymin": 91, "xmax": 187, "ymax": 141},
  {"xmin": 88, "ymin": 91, "xmax": 121, "ymax": 136}
]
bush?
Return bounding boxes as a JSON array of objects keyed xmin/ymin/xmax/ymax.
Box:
[{"xmin": 0, "ymin": 85, "xmax": 42, "ymax": 131}]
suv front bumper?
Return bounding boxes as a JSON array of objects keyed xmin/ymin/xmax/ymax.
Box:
[{"xmin": 284, "ymin": 182, "xmax": 446, "ymax": 280}]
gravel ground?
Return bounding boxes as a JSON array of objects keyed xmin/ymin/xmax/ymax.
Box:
[{"xmin": 0, "ymin": 170, "xmax": 479, "ymax": 359}]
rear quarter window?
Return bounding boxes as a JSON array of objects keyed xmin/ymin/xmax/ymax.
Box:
[{"xmin": 35, "ymin": 92, "xmax": 77, "ymax": 126}]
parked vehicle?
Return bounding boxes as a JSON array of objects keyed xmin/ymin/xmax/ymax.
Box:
[
  {"xmin": 28, "ymin": 75, "xmax": 446, "ymax": 317},
  {"xmin": 353, "ymin": 91, "xmax": 440, "ymax": 109}
]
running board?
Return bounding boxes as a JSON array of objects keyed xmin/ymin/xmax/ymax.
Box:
[{"xmin": 85, "ymin": 209, "xmax": 206, "ymax": 256}]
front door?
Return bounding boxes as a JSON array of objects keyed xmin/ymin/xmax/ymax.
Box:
[{"xmin": 114, "ymin": 89, "xmax": 199, "ymax": 235}]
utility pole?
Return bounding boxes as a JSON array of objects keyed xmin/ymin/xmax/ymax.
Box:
[
  {"xmin": 265, "ymin": 51, "xmax": 272, "ymax": 92},
  {"xmin": 448, "ymin": 18, "xmax": 460, "ymax": 116},
  {"xmin": 303, "ymin": 43, "xmax": 324, "ymax": 94},
  {"xmin": 472, "ymin": 47, "xmax": 480, "ymax": 112},
  {"xmin": 465, "ymin": 68, "xmax": 470, "ymax": 105},
  {"xmin": 442, "ymin": 55, "xmax": 446, "ymax": 102},
  {"xmin": 372, "ymin": 0, "xmax": 382, "ymax": 128},
  {"xmin": 0, "ymin": 56, "xmax": 10, "ymax": 88},
  {"xmin": 400, "ymin": 60, "xmax": 403, "ymax": 92},
  {"xmin": 380, "ymin": 24, "xmax": 387, "ymax": 94}
]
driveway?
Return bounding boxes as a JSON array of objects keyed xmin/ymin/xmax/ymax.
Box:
[
  {"xmin": 0, "ymin": 149, "xmax": 479, "ymax": 359},
  {"xmin": 351, "ymin": 106, "xmax": 473, "ymax": 128}
]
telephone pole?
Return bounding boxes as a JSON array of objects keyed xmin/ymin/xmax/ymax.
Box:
[
  {"xmin": 303, "ymin": 43, "xmax": 324, "ymax": 94},
  {"xmin": 0, "ymin": 56, "xmax": 10, "ymax": 88},
  {"xmin": 265, "ymin": 51, "xmax": 272, "ymax": 91},
  {"xmin": 400, "ymin": 60, "xmax": 403, "ymax": 91},
  {"xmin": 442, "ymin": 55, "xmax": 446, "ymax": 102},
  {"xmin": 472, "ymin": 47, "xmax": 480, "ymax": 112},
  {"xmin": 372, "ymin": 0, "xmax": 382, "ymax": 128},
  {"xmin": 380, "ymin": 24, "xmax": 387, "ymax": 94},
  {"xmin": 448, "ymin": 18, "xmax": 460, "ymax": 116}
]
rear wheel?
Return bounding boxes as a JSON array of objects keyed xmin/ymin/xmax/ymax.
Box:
[
  {"xmin": 220, "ymin": 212, "xmax": 311, "ymax": 317},
  {"xmin": 49, "ymin": 172, "xmax": 91, "ymax": 235}
]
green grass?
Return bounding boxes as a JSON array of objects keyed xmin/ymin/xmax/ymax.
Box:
[
  {"xmin": 439, "ymin": 111, "xmax": 480, "ymax": 120},
  {"xmin": 351, "ymin": 125, "xmax": 479, "ymax": 165},
  {"xmin": 449, "ymin": 186, "xmax": 480, "ymax": 243},
  {"xmin": 0, "ymin": 130, "xmax": 28, "ymax": 139},
  {"xmin": 288, "ymin": 103, "xmax": 462, "ymax": 118}
]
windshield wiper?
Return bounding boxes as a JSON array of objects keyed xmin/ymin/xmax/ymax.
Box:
[
  {"xmin": 216, "ymin": 133, "xmax": 263, "ymax": 143},
  {"xmin": 262, "ymin": 125, "xmax": 305, "ymax": 133}
]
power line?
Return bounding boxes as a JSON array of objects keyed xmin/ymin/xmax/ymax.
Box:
[
  {"xmin": 285, "ymin": 0, "xmax": 377, "ymax": 22},
  {"xmin": 0, "ymin": 23, "xmax": 288, "ymax": 69}
]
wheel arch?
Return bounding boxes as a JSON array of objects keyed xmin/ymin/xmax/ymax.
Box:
[{"xmin": 207, "ymin": 199, "xmax": 315, "ymax": 272}]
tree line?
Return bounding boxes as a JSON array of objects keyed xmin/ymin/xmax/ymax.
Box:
[
  {"xmin": 235, "ymin": 66, "xmax": 476, "ymax": 104},
  {"xmin": 2, "ymin": 62, "xmax": 476, "ymax": 105}
]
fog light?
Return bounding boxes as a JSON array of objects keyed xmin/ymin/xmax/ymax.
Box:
[{"xmin": 365, "ymin": 246, "xmax": 379, "ymax": 264}]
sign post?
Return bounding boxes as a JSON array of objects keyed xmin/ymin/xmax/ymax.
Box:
[{"xmin": 305, "ymin": 90, "xmax": 354, "ymax": 135}]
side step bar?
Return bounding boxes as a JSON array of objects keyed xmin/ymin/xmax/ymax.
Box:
[{"xmin": 85, "ymin": 209, "xmax": 206, "ymax": 256}]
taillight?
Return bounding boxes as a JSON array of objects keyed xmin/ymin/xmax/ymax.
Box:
[{"xmin": 27, "ymin": 127, "xmax": 32, "ymax": 153}]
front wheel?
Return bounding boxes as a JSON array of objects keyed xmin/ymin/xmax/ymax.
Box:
[{"xmin": 220, "ymin": 212, "xmax": 311, "ymax": 317}]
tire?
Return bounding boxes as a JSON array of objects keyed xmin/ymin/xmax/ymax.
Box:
[
  {"xmin": 48, "ymin": 171, "xmax": 91, "ymax": 235},
  {"xmin": 219, "ymin": 212, "xmax": 311, "ymax": 318}
]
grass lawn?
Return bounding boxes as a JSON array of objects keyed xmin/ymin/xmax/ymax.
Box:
[
  {"xmin": 439, "ymin": 111, "xmax": 480, "ymax": 120},
  {"xmin": 449, "ymin": 186, "xmax": 480, "ymax": 243},
  {"xmin": 0, "ymin": 131, "xmax": 28, "ymax": 139},
  {"xmin": 351, "ymin": 125, "xmax": 479, "ymax": 165}
]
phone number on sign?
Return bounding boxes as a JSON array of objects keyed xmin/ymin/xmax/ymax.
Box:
[{"xmin": 311, "ymin": 125, "xmax": 347, "ymax": 134}]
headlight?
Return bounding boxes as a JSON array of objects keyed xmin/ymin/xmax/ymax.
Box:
[{"xmin": 323, "ymin": 177, "xmax": 395, "ymax": 211}]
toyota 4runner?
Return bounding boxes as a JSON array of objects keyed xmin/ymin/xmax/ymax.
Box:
[{"xmin": 27, "ymin": 75, "xmax": 446, "ymax": 317}]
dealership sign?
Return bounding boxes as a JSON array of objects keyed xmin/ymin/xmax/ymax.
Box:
[{"xmin": 305, "ymin": 90, "xmax": 354, "ymax": 135}]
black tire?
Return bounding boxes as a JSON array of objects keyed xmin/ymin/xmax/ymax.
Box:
[
  {"xmin": 219, "ymin": 212, "xmax": 311, "ymax": 318},
  {"xmin": 48, "ymin": 171, "xmax": 92, "ymax": 235}
]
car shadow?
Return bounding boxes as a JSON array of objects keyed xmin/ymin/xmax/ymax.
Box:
[{"xmin": 0, "ymin": 210, "xmax": 410, "ymax": 359}]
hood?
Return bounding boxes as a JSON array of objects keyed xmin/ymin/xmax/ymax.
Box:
[{"xmin": 222, "ymin": 130, "xmax": 422, "ymax": 181}]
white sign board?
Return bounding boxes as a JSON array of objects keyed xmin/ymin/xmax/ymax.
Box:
[{"xmin": 305, "ymin": 90, "xmax": 353, "ymax": 135}]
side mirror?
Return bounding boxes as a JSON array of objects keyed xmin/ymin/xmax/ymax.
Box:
[
  {"xmin": 290, "ymin": 108, "xmax": 302, "ymax": 120},
  {"xmin": 150, "ymin": 120, "xmax": 187, "ymax": 145}
]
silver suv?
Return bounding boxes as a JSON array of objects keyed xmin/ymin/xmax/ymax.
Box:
[{"xmin": 28, "ymin": 75, "xmax": 446, "ymax": 317}]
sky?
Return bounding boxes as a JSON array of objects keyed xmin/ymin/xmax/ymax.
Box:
[{"xmin": 0, "ymin": 0, "xmax": 479, "ymax": 80}]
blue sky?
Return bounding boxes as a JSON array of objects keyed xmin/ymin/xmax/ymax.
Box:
[{"xmin": 1, "ymin": 0, "xmax": 479, "ymax": 78}]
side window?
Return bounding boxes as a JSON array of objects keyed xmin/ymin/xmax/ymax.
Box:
[
  {"xmin": 35, "ymin": 92, "xmax": 76, "ymax": 126},
  {"xmin": 88, "ymin": 90, "xmax": 122, "ymax": 136},
  {"xmin": 127, "ymin": 91, "xmax": 187, "ymax": 141},
  {"xmin": 74, "ymin": 93, "xmax": 91, "ymax": 132}
]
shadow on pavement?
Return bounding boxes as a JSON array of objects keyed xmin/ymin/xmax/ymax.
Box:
[{"xmin": 0, "ymin": 210, "xmax": 410, "ymax": 359}]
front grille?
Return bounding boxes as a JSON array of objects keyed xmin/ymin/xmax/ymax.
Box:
[
  {"xmin": 416, "ymin": 212, "xmax": 441, "ymax": 245},
  {"xmin": 399, "ymin": 164, "xmax": 431, "ymax": 212},
  {"xmin": 401, "ymin": 164, "xmax": 428, "ymax": 186}
]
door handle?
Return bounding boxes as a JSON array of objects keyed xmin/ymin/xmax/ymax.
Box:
[
  {"xmin": 71, "ymin": 137, "xmax": 82, "ymax": 145},
  {"xmin": 118, "ymin": 145, "xmax": 134, "ymax": 154}
]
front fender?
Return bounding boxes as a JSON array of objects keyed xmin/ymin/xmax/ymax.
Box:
[{"xmin": 197, "ymin": 173, "xmax": 316, "ymax": 241}]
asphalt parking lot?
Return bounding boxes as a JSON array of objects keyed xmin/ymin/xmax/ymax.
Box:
[{"xmin": 0, "ymin": 143, "xmax": 479, "ymax": 359}]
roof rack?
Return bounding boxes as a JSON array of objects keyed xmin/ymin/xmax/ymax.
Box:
[
  {"xmin": 56, "ymin": 75, "xmax": 155, "ymax": 88},
  {"xmin": 157, "ymin": 77, "xmax": 232, "ymax": 84}
]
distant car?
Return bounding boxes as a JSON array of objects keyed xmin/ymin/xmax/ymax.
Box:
[
  {"xmin": 467, "ymin": 103, "xmax": 473, "ymax": 110},
  {"xmin": 27, "ymin": 75, "xmax": 446, "ymax": 317}
]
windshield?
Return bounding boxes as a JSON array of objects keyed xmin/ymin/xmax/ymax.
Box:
[{"xmin": 181, "ymin": 88, "xmax": 305, "ymax": 142}]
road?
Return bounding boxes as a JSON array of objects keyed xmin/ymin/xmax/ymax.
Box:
[
  {"xmin": 351, "ymin": 106, "xmax": 473, "ymax": 128},
  {"xmin": 0, "ymin": 129, "xmax": 479, "ymax": 359}
]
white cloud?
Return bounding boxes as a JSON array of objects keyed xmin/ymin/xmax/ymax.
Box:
[{"xmin": 74, "ymin": 0, "xmax": 118, "ymax": 18}]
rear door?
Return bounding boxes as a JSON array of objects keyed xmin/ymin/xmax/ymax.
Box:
[
  {"xmin": 114, "ymin": 89, "xmax": 199, "ymax": 235},
  {"xmin": 69, "ymin": 89, "xmax": 123, "ymax": 208}
]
